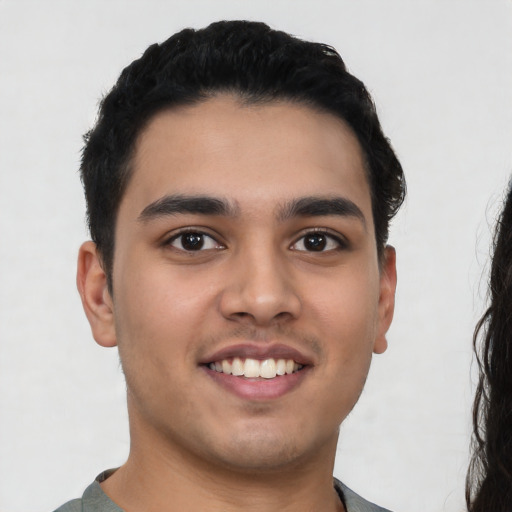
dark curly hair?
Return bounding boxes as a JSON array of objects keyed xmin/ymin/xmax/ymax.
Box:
[
  {"xmin": 467, "ymin": 182, "xmax": 512, "ymax": 510},
  {"xmin": 81, "ymin": 20, "xmax": 406, "ymax": 289}
]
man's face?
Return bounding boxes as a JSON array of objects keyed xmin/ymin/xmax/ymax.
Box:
[{"xmin": 82, "ymin": 95, "xmax": 396, "ymax": 473}]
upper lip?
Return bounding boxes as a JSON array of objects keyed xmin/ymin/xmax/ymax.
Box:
[{"xmin": 199, "ymin": 343, "xmax": 315, "ymax": 367}]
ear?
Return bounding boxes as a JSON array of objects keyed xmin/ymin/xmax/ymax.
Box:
[
  {"xmin": 76, "ymin": 241, "xmax": 117, "ymax": 347},
  {"xmin": 373, "ymin": 245, "xmax": 397, "ymax": 354}
]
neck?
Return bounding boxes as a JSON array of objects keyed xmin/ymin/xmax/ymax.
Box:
[{"xmin": 101, "ymin": 413, "xmax": 344, "ymax": 512}]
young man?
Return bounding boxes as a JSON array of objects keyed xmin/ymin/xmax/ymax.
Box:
[{"xmin": 57, "ymin": 20, "xmax": 405, "ymax": 512}]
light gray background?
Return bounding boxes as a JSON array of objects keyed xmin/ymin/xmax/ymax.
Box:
[{"xmin": 1, "ymin": 1, "xmax": 511, "ymax": 511}]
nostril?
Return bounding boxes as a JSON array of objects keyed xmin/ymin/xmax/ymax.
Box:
[{"xmin": 230, "ymin": 311, "xmax": 251, "ymax": 320}]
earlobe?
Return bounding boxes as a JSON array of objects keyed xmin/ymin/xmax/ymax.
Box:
[
  {"xmin": 373, "ymin": 245, "xmax": 397, "ymax": 355},
  {"xmin": 76, "ymin": 241, "xmax": 117, "ymax": 347}
]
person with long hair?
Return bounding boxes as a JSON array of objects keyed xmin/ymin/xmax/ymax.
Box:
[{"xmin": 467, "ymin": 183, "xmax": 512, "ymax": 510}]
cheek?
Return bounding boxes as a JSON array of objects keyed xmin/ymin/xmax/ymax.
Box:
[
  {"xmin": 112, "ymin": 262, "xmax": 217, "ymax": 375},
  {"xmin": 116, "ymin": 257, "xmax": 213, "ymax": 327},
  {"xmin": 112, "ymin": 272, "xmax": 214, "ymax": 419},
  {"xmin": 311, "ymin": 285, "xmax": 378, "ymax": 421},
  {"xmin": 307, "ymin": 270, "xmax": 380, "ymax": 389},
  {"xmin": 311, "ymin": 271, "xmax": 380, "ymax": 342}
]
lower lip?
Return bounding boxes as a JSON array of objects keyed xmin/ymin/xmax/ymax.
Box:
[{"xmin": 202, "ymin": 366, "xmax": 310, "ymax": 401}]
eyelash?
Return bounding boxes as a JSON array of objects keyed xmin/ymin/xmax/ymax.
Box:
[
  {"xmin": 164, "ymin": 228, "xmax": 225, "ymax": 252},
  {"xmin": 163, "ymin": 227, "xmax": 348, "ymax": 253},
  {"xmin": 290, "ymin": 229, "xmax": 348, "ymax": 253}
]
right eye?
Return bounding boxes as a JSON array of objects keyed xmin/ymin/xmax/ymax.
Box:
[{"xmin": 166, "ymin": 231, "xmax": 224, "ymax": 252}]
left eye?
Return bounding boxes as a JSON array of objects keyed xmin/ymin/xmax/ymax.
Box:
[
  {"xmin": 168, "ymin": 232, "xmax": 222, "ymax": 251},
  {"xmin": 291, "ymin": 232, "xmax": 343, "ymax": 252}
]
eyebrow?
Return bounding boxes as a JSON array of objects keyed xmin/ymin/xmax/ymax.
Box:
[
  {"xmin": 278, "ymin": 196, "xmax": 367, "ymax": 228},
  {"xmin": 138, "ymin": 193, "xmax": 366, "ymax": 228},
  {"xmin": 138, "ymin": 194, "xmax": 238, "ymax": 221}
]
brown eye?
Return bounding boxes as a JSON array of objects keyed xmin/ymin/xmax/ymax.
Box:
[
  {"xmin": 291, "ymin": 231, "xmax": 345, "ymax": 252},
  {"xmin": 181, "ymin": 232, "xmax": 204, "ymax": 250},
  {"xmin": 304, "ymin": 234, "xmax": 327, "ymax": 251},
  {"xmin": 168, "ymin": 231, "xmax": 222, "ymax": 252}
]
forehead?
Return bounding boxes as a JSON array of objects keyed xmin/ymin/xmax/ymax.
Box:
[{"xmin": 122, "ymin": 95, "xmax": 372, "ymax": 223}]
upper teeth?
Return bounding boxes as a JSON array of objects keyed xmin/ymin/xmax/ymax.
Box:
[{"xmin": 208, "ymin": 357, "xmax": 302, "ymax": 379}]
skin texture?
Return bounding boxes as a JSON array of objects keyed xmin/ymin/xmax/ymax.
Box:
[{"xmin": 77, "ymin": 95, "xmax": 397, "ymax": 512}]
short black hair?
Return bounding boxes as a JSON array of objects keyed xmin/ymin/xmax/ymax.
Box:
[{"xmin": 81, "ymin": 20, "xmax": 406, "ymax": 289}]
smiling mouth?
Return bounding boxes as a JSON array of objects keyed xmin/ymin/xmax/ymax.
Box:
[{"xmin": 207, "ymin": 357, "xmax": 304, "ymax": 379}]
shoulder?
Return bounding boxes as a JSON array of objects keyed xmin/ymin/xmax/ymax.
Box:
[
  {"xmin": 52, "ymin": 498, "xmax": 82, "ymax": 512},
  {"xmin": 334, "ymin": 478, "xmax": 393, "ymax": 512},
  {"xmin": 52, "ymin": 475, "xmax": 123, "ymax": 512}
]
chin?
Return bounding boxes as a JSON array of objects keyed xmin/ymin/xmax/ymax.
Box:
[{"xmin": 203, "ymin": 426, "xmax": 327, "ymax": 474}]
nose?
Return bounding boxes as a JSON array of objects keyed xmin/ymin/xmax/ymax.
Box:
[{"xmin": 219, "ymin": 246, "xmax": 302, "ymax": 327}]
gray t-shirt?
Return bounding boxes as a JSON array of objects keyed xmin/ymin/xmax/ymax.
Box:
[{"xmin": 54, "ymin": 472, "xmax": 392, "ymax": 512}]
